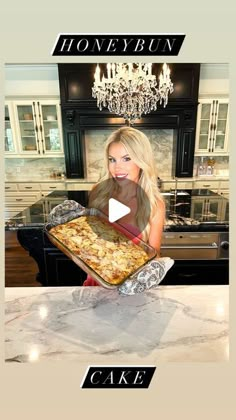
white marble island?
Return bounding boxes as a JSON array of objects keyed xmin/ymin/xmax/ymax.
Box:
[{"xmin": 5, "ymin": 286, "xmax": 229, "ymax": 363}]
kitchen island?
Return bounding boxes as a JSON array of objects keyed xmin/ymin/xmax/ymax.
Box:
[
  {"xmin": 5, "ymin": 285, "xmax": 228, "ymax": 363},
  {"xmin": 5, "ymin": 189, "xmax": 229, "ymax": 286}
]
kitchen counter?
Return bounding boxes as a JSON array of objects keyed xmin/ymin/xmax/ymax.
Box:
[
  {"xmin": 5, "ymin": 175, "xmax": 229, "ymax": 183},
  {"xmin": 5, "ymin": 189, "xmax": 229, "ymax": 232},
  {"xmin": 5, "ymin": 285, "xmax": 229, "ymax": 363},
  {"xmin": 5, "ymin": 176, "xmax": 96, "ymax": 183}
]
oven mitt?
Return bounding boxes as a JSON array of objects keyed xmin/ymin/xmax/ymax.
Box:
[
  {"xmin": 47, "ymin": 200, "xmax": 87, "ymax": 226},
  {"xmin": 118, "ymin": 257, "xmax": 174, "ymax": 295}
]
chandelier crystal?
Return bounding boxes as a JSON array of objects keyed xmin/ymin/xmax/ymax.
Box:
[{"xmin": 92, "ymin": 63, "xmax": 174, "ymax": 124}]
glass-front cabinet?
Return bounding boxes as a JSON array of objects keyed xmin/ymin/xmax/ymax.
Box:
[
  {"xmin": 5, "ymin": 102, "xmax": 17, "ymax": 154},
  {"xmin": 15, "ymin": 103, "xmax": 38, "ymax": 153},
  {"xmin": 5, "ymin": 99, "xmax": 64, "ymax": 157},
  {"xmin": 195, "ymin": 98, "xmax": 229, "ymax": 155},
  {"xmin": 191, "ymin": 197, "xmax": 223, "ymax": 222}
]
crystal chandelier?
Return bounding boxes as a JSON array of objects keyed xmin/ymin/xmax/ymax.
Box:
[{"xmin": 92, "ymin": 63, "xmax": 174, "ymax": 124}]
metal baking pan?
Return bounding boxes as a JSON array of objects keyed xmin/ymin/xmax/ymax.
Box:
[{"xmin": 45, "ymin": 208, "xmax": 157, "ymax": 289}]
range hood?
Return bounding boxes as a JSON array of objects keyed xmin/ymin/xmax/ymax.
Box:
[{"xmin": 58, "ymin": 63, "xmax": 200, "ymax": 179}]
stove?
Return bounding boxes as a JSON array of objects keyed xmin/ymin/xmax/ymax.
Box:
[{"xmin": 160, "ymin": 188, "xmax": 229, "ymax": 261}]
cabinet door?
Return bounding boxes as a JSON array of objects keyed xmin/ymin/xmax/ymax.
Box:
[
  {"xmin": 195, "ymin": 101, "xmax": 213, "ymax": 154},
  {"xmin": 202, "ymin": 199, "xmax": 222, "ymax": 222},
  {"xmin": 5, "ymin": 103, "xmax": 18, "ymax": 154},
  {"xmin": 9, "ymin": 100, "xmax": 64, "ymax": 157},
  {"xmin": 176, "ymin": 129, "xmax": 195, "ymax": 177},
  {"xmin": 190, "ymin": 198, "xmax": 205, "ymax": 219},
  {"xmin": 43, "ymin": 248, "xmax": 86, "ymax": 286},
  {"xmin": 13, "ymin": 101, "xmax": 40, "ymax": 154},
  {"xmin": 191, "ymin": 197, "xmax": 222, "ymax": 221},
  {"xmin": 37, "ymin": 101, "xmax": 64, "ymax": 155},
  {"xmin": 195, "ymin": 99, "xmax": 229, "ymax": 156},
  {"xmin": 220, "ymin": 200, "xmax": 229, "ymax": 221},
  {"xmin": 214, "ymin": 101, "xmax": 229, "ymax": 153}
]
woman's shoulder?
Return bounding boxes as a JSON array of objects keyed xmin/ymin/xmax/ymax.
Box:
[{"xmin": 151, "ymin": 196, "xmax": 165, "ymax": 223}]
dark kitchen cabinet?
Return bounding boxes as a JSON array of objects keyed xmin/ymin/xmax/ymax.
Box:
[
  {"xmin": 17, "ymin": 228, "xmax": 87, "ymax": 286},
  {"xmin": 58, "ymin": 63, "xmax": 200, "ymax": 179},
  {"xmin": 44, "ymin": 248, "xmax": 86, "ymax": 286},
  {"xmin": 176, "ymin": 129, "xmax": 195, "ymax": 177},
  {"xmin": 161, "ymin": 260, "xmax": 229, "ymax": 285}
]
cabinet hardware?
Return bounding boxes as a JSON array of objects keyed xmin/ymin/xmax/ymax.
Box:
[
  {"xmin": 65, "ymin": 109, "xmax": 75, "ymax": 125},
  {"xmin": 37, "ymin": 102, "xmax": 46, "ymax": 154},
  {"xmin": 16, "ymin": 198, "xmax": 23, "ymax": 201},
  {"xmin": 25, "ymin": 186, "xmax": 32, "ymax": 189},
  {"xmin": 33, "ymin": 102, "xmax": 41, "ymax": 154}
]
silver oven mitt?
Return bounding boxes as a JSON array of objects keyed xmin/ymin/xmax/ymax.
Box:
[
  {"xmin": 118, "ymin": 257, "xmax": 174, "ymax": 295},
  {"xmin": 47, "ymin": 200, "xmax": 87, "ymax": 226}
]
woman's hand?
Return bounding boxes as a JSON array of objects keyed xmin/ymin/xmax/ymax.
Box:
[
  {"xmin": 47, "ymin": 200, "xmax": 86, "ymax": 226},
  {"xmin": 118, "ymin": 257, "xmax": 174, "ymax": 295}
]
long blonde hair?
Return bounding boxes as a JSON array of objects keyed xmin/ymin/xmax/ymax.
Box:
[{"xmin": 89, "ymin": 127, "xmax": 165, "ymax": 242}]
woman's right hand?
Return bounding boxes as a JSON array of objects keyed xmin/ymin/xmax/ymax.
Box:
[{"xmin": 47, "ymin": 200, "xmax": 86, "ymax": 226}]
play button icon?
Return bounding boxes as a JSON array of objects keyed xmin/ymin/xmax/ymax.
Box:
[
  {"xmin": 87, "ymin": 178, "xmax": 151, "ymax": 240},
  {"xmin": 108, "ymin": 198, "xmax": 131, "ymax": 223}
]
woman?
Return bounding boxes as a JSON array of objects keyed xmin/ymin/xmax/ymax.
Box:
[{"xmin": 84, "ymin": 126, "xmax": 167, "ymax": 288}]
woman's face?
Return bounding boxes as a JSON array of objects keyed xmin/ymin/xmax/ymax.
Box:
[{"xmin": 108, "ymin": 142, "xmax": 141, "ymax": 183}]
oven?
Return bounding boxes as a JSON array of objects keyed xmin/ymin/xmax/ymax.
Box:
[
  {"xmin": 160, "ymin": 231, "xmax": 229, "ymax": 285},
  {"xmin": 161, "ymin": 231, "xmax": 229, "ymax": 260}
]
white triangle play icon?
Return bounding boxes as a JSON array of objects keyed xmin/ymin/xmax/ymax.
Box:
[{"xmin": 108, "ymin": 198, "xmax": 131, "ymax": 223}]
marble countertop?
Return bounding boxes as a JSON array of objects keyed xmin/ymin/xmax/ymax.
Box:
[
  {"xmin": 5, "ymin": 285, "xmax": 229, "ymax": 363},
  {"xmin": 5, "ymin": 175, "xmax": 229, "ymax": 183},
  {"xmin": 5, "ymin": 176, "xmax": 96, "ymax": 183}
]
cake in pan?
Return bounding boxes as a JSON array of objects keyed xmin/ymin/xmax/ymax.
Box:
[{"xmin": 49, "ymin": 215, "xmax": 150, "ymax": 285}]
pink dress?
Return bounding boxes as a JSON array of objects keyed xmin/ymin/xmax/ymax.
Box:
[{"xmin": 83, "ymin": 223, "xmax": 142, "ymax": 286}]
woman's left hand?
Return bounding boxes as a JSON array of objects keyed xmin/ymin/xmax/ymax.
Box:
[{"xmin": 118, "ymin": 257, "xmax": 174, "ymax": 295}]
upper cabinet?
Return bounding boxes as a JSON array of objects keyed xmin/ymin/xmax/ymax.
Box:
[
  {"xmin": 5, "ymin": 102, "xmax": 17, "ymax": 153},
  {"xmin": 5, "ymin": 100, "xmax": 64, "ymax": 157},
  {"xmin": 195, "ymin": 98, "xmax": 229, "ymax": 155}
]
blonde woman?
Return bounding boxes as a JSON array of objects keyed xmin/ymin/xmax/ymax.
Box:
[
  {"xmin": 83, "ymin": 127, "xmax": 174, "ymax": 292},
  {"xmin": 88, "ymin": 127, "xmax": 165, "ymax": 251}
]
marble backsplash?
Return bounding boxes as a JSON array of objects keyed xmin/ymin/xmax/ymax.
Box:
[
  {"xmin": 5, "ymin": 137, "xmax": 229, "ymax": 181},
  {"xmin": 84, "ymin": 129, "xmax": 229, "ymax": 180},
  {"xmin": 193, "ymin": 155, "xmax": 229, "ymax": 176},
  {"xmin": 5, "ymin": 157, "xmax": 66, "ymax": 179},
  {"xmin": 84, "ymin": 128, "xmax": 175, "ymax": 181}
]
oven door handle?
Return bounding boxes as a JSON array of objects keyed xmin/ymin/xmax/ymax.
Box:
[{"xmin": 161, "ymin": 243, "xmax": 218, "ymax": 249}]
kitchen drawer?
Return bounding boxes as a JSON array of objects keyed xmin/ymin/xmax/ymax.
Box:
[
  {"xmin": 219, "ymin": 180, "xmax": 229, "ymax": 189},
  {"xmin": 18, "ymin": 183, "xmax": 41, "ymax": 191},
  {"xmin": 161, "ymin": 181, "xmax": 176, "ymax": 191},
  {"xmin": 5, "ymin": 193, "xmax": 40, "ymax": 205},
  {"xmin": 5, "ymin": 207, "xmax": 31, "ymax": 223},
  {"xmin": 193, "ymin": 180, "xmax": 220, "ymax": 189},
  {"xmin": 5, "ymin": 183, "xmax": 17, "ymax": 191},
  {"xmin": 5, "ymin": 208, "xmax": 25, "ymax": 219},
  {"xmin": 66, "ymin": 182, "xmax": 94, "ymax": 191},
  {"xmin": 40, "ymin": 183, "xmax": 65, "ymax": 191},
  {"xmin": 176, "ymin": 181, "xmax": 194, "ymax": 189}
]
